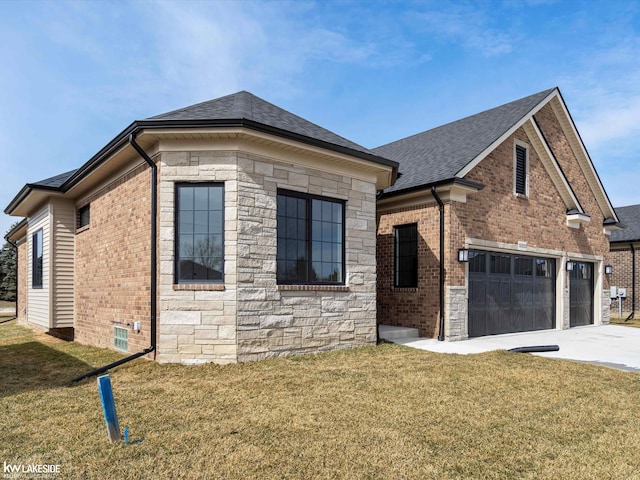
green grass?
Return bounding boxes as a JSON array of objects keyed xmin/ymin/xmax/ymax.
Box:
[{"xmin": 1, "ymin": 320, "xmax": 640, "ymax": 479}]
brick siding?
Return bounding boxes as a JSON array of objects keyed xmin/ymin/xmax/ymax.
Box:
[
  {"xmin": 609, "ymin": 246, "xmax": 639, "ymax": 317},
  {"xmin": 74, "ymin": 163, "xmax": 152, "ymax": 354}
]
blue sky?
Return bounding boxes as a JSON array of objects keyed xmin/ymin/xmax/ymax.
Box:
[{"xmin": 1, "ymin": 0, "xmax": 640, "ymax": 237}]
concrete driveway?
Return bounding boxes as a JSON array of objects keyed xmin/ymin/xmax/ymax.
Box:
[{"xmin": 385, "ymin": 325, "xmax": 640, "ymax": 372}]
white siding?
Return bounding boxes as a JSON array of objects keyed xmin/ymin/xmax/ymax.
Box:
[
  {"xmin": 51, "ymin": 199, "xmax": 75, "ymax": 328},
  {"xmin": 27, "ymin": 204, "xmax": 51, "ymax": 329}
]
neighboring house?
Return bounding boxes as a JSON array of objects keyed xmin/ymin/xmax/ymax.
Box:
[
  {"xmin": 609, "ymin": 205, "xmax": 640, "ymax": 318},
  {"xmin": 374, "ymin": 87, "xmax": 619, "ymax": 340},
  {"xmin": 4, "ymin": 87, "xmax": 621, "ymax": 364},
  {"xmin": 4, "ymin": 91, "xmax": 398, "ymax": 364}
]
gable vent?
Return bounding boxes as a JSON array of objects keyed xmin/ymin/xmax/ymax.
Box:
[{"xmin": 515, "ymin": 145, "xmax": 527, "ymax": 195}]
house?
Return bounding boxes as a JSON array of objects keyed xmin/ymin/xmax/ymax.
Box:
[
  {"xmin": 608, "ymin": 204, "xmax": 640, "ymax": 319},
  {"xmin": 4, "ymin": 87, "xmax": 620, "ymax": 364},
  {"xmin": 4, "ymin": 91, "xmax": 398, "ymax": 364},
  {"xmin": 374, "ymin": 87, "xmax": 619, "ymax": 340}
]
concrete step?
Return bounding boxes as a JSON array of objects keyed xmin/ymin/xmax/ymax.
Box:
[{"xmin": 379, "ymin": 325, "xmax": 419, "ymax": 340}]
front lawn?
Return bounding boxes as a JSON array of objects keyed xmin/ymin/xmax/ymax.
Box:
[
  {"xmin": 1, "ymin": 321, "xmax": 639, "ymax": 479},
  {"xmin": 610, "ymin": 316, "xmax": 640, "ymax": 328}
]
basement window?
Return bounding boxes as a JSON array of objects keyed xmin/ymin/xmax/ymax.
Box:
[{"xmin": 114, "ymin": 326, "xmax": 128, "ymax": 352}]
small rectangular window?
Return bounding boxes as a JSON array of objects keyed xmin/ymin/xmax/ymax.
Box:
[
  {"xmin": 175, "ymin": 183, "xmax": 225, "ymax": 284},
  {"xmin": 535, "ymin": 259, "xmax": 553, "ymax": 278},
  {"xmin": 277, "ymin": 190, "xmax": 344, "ymax": 285},
  {"xmin": 114, "ymin": 326, "xmax": 128, "ymax": 352},
  {"xmin": 515, "ymin": 144, "xmax": 528, "ymax": 196},
  {"xmin": 32, "ymin": 229, "xmax": 43, "ymax": 288},
  {"xmin": 78, "ymin": 204, "xmax": 90, "ymax": 228},
  {"xmin": 469, "ymin": 251, "xmax": 486, "ymax": 273},
  {"xmin": 514, "ymin": 256, "xmax": 533, "ymax": 276},
  {"xmin": 394, "ymin": 224, "xmax": 418, "ymax": 288},
  {"xmin": 490, "ymin": 254, "xmax": 511, "ymax": 275}
]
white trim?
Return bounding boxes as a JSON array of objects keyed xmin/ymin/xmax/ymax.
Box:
[
  {"xmin": 566, "ymin": 212, "xmax": 591, "ymax": 229},
  {"xmin": 548, "ymin": 95, "xmax": 618, "ymax": 222},
  {"xmin": 456, "ymin": 89, "xmax": 558, "ymax": 178},
  {"xmin": 523, "ymin": 119, "xmax": 582, "ymax": 212},
  {"xmin": 513, "ymin": 139, "xmax": 530, "ymax": 197}
]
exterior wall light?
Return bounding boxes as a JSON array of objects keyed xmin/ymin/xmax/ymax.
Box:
[
  {"xmin": 566, "ymin": 261, "xmax": 575, "ymax": 272},
  {"xmin": 458, "ymin": 248, "xmax": 470, "ymax": 262},
  {"xmin": 605, "ymin": 265, "xmax": 613, "ymax": 275}
]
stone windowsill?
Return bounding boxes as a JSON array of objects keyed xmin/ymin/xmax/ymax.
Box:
[
  {"xmin": 75, "ymin": 225, "xmax": 90, "ymax": 234},
  {"xmin": 391, "ymin": 287, "xmax": 419, "ymax": 292},
  {"xmin": 278, "ymin": 285, "xmax": 350, "ymax": 292},
  {"xmin": 173, "ymin": 284, "xmax": 226, "ymax": 291}
]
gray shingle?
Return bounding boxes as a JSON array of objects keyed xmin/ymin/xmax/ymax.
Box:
[
  {"xmin": 31, "ymin": 169, "xmax": 78, "ymax": 188},
  {"xmin": 149, "ymin": 91, "xmax": 377, "ymax": 156},
  {"xmin": 374, "ymin": 88, "xmax": 556, "ymax": 194},
  {"xmin": 611, "ymin": 205, "xmax": 640, "ymax": 242}
]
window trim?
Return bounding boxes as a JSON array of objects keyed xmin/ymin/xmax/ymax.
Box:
[
  {"xmin": 174, "ymin": 182, "xmax": 225, "ymax": 285},
  {"xmin": 32, "ymin": 228, "xmax": 43, "ymax": 289},
  {"xmin": 276, "ymin": 189, "xmax": 346, "ymax": 286},
  {"xmin": 394, "ymin": 223, "xmax": 418, "ymax": 288},
  {"xmin": 513, "ymin": 139, "xmax": 529, "ymax": 197}
]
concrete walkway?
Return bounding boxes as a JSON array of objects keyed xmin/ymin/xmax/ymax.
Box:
[{"xmin": 380, "ymin": 324, "xmax": 640, "ymax": 372}]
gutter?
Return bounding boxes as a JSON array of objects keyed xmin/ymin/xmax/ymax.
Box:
[
  {"xmin": 71, "ymin": 132, "xmax": 157, "ymax": 382},
  {"xmin": 431, "ymin": 186, "xmax": 445, "ymax": 342},
  {"xmin": 6, "ymin": 118, "xmax": 398, "ymax": 216},
  {"xmin": 627, "ymin": 243, "xmax": 635, "ymax": 321}
]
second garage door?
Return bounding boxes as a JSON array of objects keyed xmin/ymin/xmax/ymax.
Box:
[{"xmin": 468, "ymin": 251, "xmax": 556, "ymax": 337}]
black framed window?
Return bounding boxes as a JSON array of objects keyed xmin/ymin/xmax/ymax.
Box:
[
  {"xmin": 491, "ymin": 254, "xmax": 511, "ymax": 275},
  {"xmin": 78, "ymin": 204, "xmax": 90, "ymax": 228},
  {"xmin": 175, "ymin": 183, "xmax": 224, "ymax": 283},
  {"xmin": 515, "ymin": 144, "xmax": 528, "ymax": 195},
  {"xmin": 394, "ymin": 223, "xmax": 418, "ymax": 288},
  {"xmin": 32, "ymin": 229, "xmax": 43, "ymax": 288},
  {"xmin": 469, "ymin": 251, "xmax": 486, "ymax": 273},
  {"xmin": 277, "ymin": 190, "xmax": 344, "ymax": 284}
]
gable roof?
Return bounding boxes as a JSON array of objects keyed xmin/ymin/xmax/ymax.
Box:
[
  {"xmin": 611, "ymin": 205, "xmax": 640, "ymax": 243},
  {"xmin": 5, "ymin": 91, "xmax": 397, "ymax": 216},
  {"xmin": 373, "ymin": 88, "xmax": 556, "ymax": 194}
]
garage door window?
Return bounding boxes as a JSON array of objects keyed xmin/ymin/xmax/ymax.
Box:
[
  {"xmin": 469, "ymin": 251, "xmax": 486, "ymax": 273},
  {"xmin": 514, "ymin": 256, "xmax": 533, "ymax": 276},
  {"xmin": 491, "ymin": 254, "xmax": 511, "ymax": 275},
  {"xmin": 536, "ymin": 259, "xmax": 553, "ymax": 277}
]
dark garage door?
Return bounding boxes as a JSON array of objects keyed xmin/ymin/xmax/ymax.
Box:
[
  {"xmin": 569, "ymin": 262, "xmax": 594, "ymax": 327},
  {"xmin": 468, "ymin": 251, "xmax": 556, "ymax": 337}
]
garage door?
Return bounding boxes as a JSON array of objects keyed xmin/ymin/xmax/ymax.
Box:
[
  {"xmin": 468, "ymin": 251, "xmax": 556, "ymax": 337},
  {"xmin": 569, "ymin": 262, "xmax": 594, "ymax": 327}
]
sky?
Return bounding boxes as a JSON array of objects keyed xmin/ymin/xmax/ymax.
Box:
[{"xmin": 1, "ymin": 0, "xmax": 640, "ymax": 237}]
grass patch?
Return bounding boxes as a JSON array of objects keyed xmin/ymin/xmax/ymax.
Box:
[
  {"xmin": 1, "ymin": 321, "xmax": 640, "ymax": 479},
  {"xmin": 610, "ymin": 317, "xmax": 640, "ymax": 328}
]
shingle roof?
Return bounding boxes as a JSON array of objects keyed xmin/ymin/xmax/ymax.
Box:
[
  {"xmin": 373, "ymin": 88, "xmax": 556, "ymax": 194},
  {"xmin": 31, "ymin": 169, "xmax": 78, "ymax": 189},
  {"xmin": 149, "ymin": 90, "xmax": 378, "ymax": 156},
  {"xmin": 611, "ymin": 205, "xmax": 640, "ymax": 242}
]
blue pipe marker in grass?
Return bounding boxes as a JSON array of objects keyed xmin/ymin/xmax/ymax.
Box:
[{"xmin": 97, "ymin": 374, "xmax": 121, "ymax": 443}]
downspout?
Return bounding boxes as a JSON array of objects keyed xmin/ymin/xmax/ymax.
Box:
[
  {"xmin": 71, "ymin": 132, "xmax": 157, "ymax": 382},
  {"xmin": 431, "ymin": 186, "xmax": 445, "ymax": 342},
  {"xmin": 626, "ymin": 243, "xmax": 635, "ymax": 321},
  {"xmin": 7, "ymin": 239, "xmax": 18, "ymax": 318}
]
